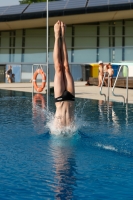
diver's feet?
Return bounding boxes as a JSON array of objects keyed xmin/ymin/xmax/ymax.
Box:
[
  {"xmin": 54, "ymin": 20, "xmax": 61, "ymax": 38},
  {"xmin": 61, "ymin": 21, "xmax": 66, "ymax": 38}
]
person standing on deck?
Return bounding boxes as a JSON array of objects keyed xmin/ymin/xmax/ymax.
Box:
[
  {"xmin": 98, "ymin": 61, "xmax": 104, "ymax": 87},
  {"xmin": 107, "ymin": 63, "xmax": 114, "ymax": 87},
  {"xmin": 5, "ymin": 65, "xmax": 12, "ymax": 83}
]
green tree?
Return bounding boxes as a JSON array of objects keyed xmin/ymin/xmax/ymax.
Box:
[{"xmin": 19, "ymin": 0, "xmax": 57, "ymax": 4}]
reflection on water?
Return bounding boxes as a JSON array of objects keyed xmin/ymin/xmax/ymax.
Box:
[
  {"xmin": 98, "ymin": 100, "xmax": 124, "ymax": 130},
  {"xmin": 32, "ymin": 94, "xmax": 46, "ymax": 134},
  {"xmin": 98, "ymin": 100, "xmax": 130, "ymax": 126},
  {"xmin": 50, "ymin": 138, "xmax": 77, "ymax": 200},
  {"xmin": 125, "ymin": 103, "xmax": 128, "ymax": 126}
]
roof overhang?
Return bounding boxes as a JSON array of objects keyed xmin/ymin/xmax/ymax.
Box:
[{"xmin": 0, "ymin": 9, "xmax": 133, "ymax": 31}]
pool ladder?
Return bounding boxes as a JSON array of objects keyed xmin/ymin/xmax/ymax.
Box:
[
  {"xmin": 100, "ymin": 72, "xmax": 110, "ymax": 102},
  {"xmin": 100, "ymin": 65, "xmax": 129, "ymax": 103}
]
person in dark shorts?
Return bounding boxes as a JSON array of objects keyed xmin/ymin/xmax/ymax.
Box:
[{"xmin": 53, "ymin": 20, "xmax": 75, "ymax": 127}]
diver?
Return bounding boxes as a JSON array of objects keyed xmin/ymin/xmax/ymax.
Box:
[{"xmin": 53, "ymin": 21, "xmax": 75, "ymax": 128}]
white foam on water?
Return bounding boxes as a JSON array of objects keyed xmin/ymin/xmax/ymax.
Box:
[
  {"xmin": 46, "ymin": 113, "xmax": 79, "ymax": 137},
  {"xmin": 96, "ymin": 143, "xmax": 118, "ymax": 152},
  {"xmin": 96, "ymin": 143, "xmax": 133, "ymax": 156},
  {"xmin": 43, "ymin": 105, "xmax": 87, "ymax": 137},
  {"xmin": 33, "ymin": 98, "xmax": 90, "ymax": 136}
]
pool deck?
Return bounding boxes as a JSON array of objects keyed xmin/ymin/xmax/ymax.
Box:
[{"xmin": 0, "ymin": 82, "xmax": 133, "ymax": 103}]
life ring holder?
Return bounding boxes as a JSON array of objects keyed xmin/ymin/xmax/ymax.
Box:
[{"xmin": 33, "ymin": 67, "xmax": 46, "ymax": 92}]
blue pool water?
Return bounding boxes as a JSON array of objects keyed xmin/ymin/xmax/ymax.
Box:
[{"xmin": 0, "ymin": 89, "xmax": 133, "ymax": 200}]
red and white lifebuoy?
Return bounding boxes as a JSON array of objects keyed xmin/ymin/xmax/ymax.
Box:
[{"xmin": 33, "ymin": 69, "xmax": 46, "ymax": 92}]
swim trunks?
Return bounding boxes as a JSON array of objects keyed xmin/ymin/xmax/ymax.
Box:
[{"xmin": 55, "ymin": 90, "xmax": 75, "ymax": 102}]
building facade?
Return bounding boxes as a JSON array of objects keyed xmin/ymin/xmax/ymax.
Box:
[{"xmin": 0, "ymin": 0, "xmax": 133, "ymax": 82}]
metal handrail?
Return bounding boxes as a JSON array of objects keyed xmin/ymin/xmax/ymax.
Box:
[
  {"xmin": 100, "ymin": 72, "xmax": 110, "ymax": 101},
  {"xmin": 112, "ymin": 65, "xmax": 129, "ymax": 103},
  {"xmin": 107, "ymin": 73, "xmax": 111, "ymax": 102}
]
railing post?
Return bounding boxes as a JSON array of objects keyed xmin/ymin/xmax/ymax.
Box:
[
  {"xmin": 112, "ymin": 65, "xmax": 129, "ymax": 103},
  {"xmin": 126, "ymin": 66, "xmax": 129, "ymax": 103},
  {"xmin": 107, "ymin": 74, "xmax": 110, "ymax": 102},
  {"xmin": 32, "ymin": 64, "xmax": 34, "ymax": 95},
  {"xmin": 100, "ymin": 72, "xmax": 106, "ymax": 101}
]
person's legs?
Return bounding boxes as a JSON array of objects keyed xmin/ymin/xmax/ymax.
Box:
[
  {"xmin": 9, "ymin": 78, "xmax": 12, "ymax": 83},
  {"xmin": 98, "ymin": 75, "xmax": 100, "ymax": 86},
  {"xmin": 98, "ymin": 75, "xmax": 101, "ymax": 86},
  {"xmin": 98, "ymin": 74, "xmax": 102, "ymax": 87},
  {"xmin": 53, "ymin": 21, "xmax": 65, "ymax": 98},
  {"xmin": 104, "ymin": 77, "xmax": 108, "ymax": 86},
  {"xmin": 60, "ymin": 21, "xmax": 75, "ymax": 96},
  {"xmin": 7, "ymin": 75, "xmax": 11, "ymax": 83},
  {"xmin": 110, "ymin": 77, "xmax": 112, "ymax": 87}
]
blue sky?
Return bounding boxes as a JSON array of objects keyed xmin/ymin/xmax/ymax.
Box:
[{"xmin": 0, "ymin": 0, "xmax": 19, "ymax": 6}]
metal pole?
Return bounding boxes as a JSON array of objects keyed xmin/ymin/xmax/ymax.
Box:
[
  {"xmin": 100, "ymin": 72, "xmax": 106, "ymax": 101},
  {"xmin": 46, "ymin": 0, "xmax": 49, "ymax": 109},
  {"xmin": 32, "ymin": 64, "xmax": 34, "ymax": 97},
  {"xmin": 107, "ymin": 74, "xmax": 110, "ymax": 102},
  {"xmin": 112, "ymin": 65, "xmax": 125, "ymax": 103},
  {"xmin": 126, "ymin": 66, "xmax": 129, "ymax": 103}
]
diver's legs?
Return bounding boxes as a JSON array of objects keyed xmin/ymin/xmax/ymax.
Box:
[
  {"xmin": 53, "ymin": 21, "xmax": 65, "ymax": 98},
  {"xmin": 60, "ymin": 21, "xmax": 75, "ymax": 96}
]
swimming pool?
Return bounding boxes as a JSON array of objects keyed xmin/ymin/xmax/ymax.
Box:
[{"xmin": 0, "ymin": 89, "xmax": 133, "ymax": 200}]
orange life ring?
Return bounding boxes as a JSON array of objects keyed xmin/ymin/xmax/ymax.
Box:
[{"xmin": 33, "ymin": 69, "xmax": 46, "ymax": 92}]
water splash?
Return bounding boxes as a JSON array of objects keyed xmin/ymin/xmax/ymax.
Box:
[
  {"xmin": 32, "ymin": 93, "xmax": 91, "ymax": 136},
  {"xmin": 45, "ymin": 109, "xmax": 78, "ymax": 137},
  {"xmin": 43, "ymin": 100, "xmax": 89, "ymax": 137}
]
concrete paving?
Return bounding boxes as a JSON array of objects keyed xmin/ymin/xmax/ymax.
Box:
[{"xmin": 0, "ymin": 82, "xmax": 133, "ymax": 104}]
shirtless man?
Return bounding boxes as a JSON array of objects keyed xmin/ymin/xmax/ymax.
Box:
[
  {"xmin": 104, "ymin": 63, "xmax": 109, "ymax": 86},
  {"xmin": 98, "ymin": 61, "xmax": 104, "ymax": 87},
  {"xmin": 107, "ymin": 63, "xmax": 114, "ymax": 87},
  {"xmin": 53, "ymin": 21, "xmax": 75, "ymax": 128}
]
